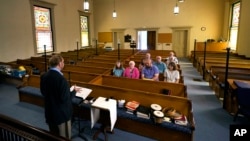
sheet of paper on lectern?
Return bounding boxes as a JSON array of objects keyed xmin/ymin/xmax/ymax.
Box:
[{"xmin": 70, "ymin": 86, "xmax": 92, "ymax": 99}]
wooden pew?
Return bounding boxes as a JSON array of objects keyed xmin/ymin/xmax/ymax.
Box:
[
  {"xmin": 196, "ymin": 56, "xmax": 247, "ymax": 70},
  {"xmin": 208, "ymin": 66, "xmax": 250, "ymax": 89},
  {"xmin": 16, "ymin": 59, "xmax": 48, "ymax": 74},
  {"xmin": 18, "ymin": 75, "xmax": 44, "ymax": 107},
  {"xmin": 17, "ymin": 75, "xmax": 194, "ymax": 141},
  {"xmin": 63, "ymin": 64, "xmax": 111, "ymax": 75},
  {"xmin": 226, "ymin": 79, "xmax": 250, "ymax": 114},
  {"xmin": 212, "ymin": 72, "xmax": 250, "ymax": 99},
  {"xmin": 72, "ymin": 80, "xmax": 195, "ymax": 141},
  {"xmin": 75, "ymin": 61, "xmax": 114, "ymax": 68},
  {"xmin": 89, "ymin": 75, "xmax": 187, "ymax": 98},
  {"xmin": 191, "ymin": 51, "xmax": 238, "ymax": 67},
  {"xmin": 201, "ymin": 62, "xmax": 250, "ymax": 81},
  {"xmin": 199, "ymin": 59, "xmax": 250, "ymax": 75},
  {"xmin": 135, "ymin": 50, "xmax": 174, "ymax": 57},
  {"xmin": 62, "ymin": 71, "xmax": 100, "ymax": 83}
]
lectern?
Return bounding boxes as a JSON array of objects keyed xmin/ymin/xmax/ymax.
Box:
[{"xmin": 91, "ymin": 97, "xmax": 117, "ymax": 141}]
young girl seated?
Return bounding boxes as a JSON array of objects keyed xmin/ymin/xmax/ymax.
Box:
[
  {"xmin": 112, "ymin": 60, "xmax": 124, "ymax": 77},
  {"xmin": 164, "ymin": 62, "xmax": 180, "ymax": 83}
]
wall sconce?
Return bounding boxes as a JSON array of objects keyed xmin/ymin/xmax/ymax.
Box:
[
  {"xmin": 83, "ymin": 0, "xmax": 89, "ymax": 12},
  {"xmin": 112, "ymin": 0, "xmax": 117, "ymax": 18},
  {"xmin": 173, "ymin": 2, "xmax": 179, "ymax": 15}
]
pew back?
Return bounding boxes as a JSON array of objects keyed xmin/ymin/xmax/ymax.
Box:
[{"xmin": 90, "ymin": 75, "xmax": 187, "ymax": 97}]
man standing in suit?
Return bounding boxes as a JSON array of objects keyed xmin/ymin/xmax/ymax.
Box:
[{"xmin": 40, "ymin": 54, "xmax": 79, "ymax": 139}]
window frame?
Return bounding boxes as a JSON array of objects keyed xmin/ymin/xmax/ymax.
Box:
[
  {"xmin": 78, "ymin": 11, "xmax": 91, "ymax": 48},
  {"xmin": 228, "ymin": 1, "xmax": 241, "ymax": 51},
  {"xmin": 30, "ymin": 0, "xmax": 56, "ymax": 54}
]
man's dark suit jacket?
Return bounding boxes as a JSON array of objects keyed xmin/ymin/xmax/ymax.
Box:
[{"xmin": 40, "ymin": 69, "xmax": 76, "ymax": 125}]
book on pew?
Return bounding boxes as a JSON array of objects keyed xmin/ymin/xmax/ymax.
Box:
[
  {"xmin": 136, "ymin": 105, "xmax": 151, "ymax": 119},
  {"xmin": 125, "ymin": 101, "xmax": 140, "ymax": 114},
  {"xmin": 70, "ymin": 86, "xmax": 92, "ymax": 99}
]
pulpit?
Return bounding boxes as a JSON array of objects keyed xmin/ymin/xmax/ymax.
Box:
[{"xmin": 91, "ymin": 97, "xmax": 117, "ymax": 141}]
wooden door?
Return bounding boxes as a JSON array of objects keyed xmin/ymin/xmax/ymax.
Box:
[{"xmin": 147, "ymin": 31, "xmax": 156, "ymax": 50}]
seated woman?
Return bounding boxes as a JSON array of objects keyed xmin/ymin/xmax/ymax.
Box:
[
  {"xmin": 164, "ymin": 62, "xmax": 180, "ymax": 83},
  {"xmin": 112, "ymin": 60, "xmax": 124, "ymax": 77},
  {"xmin": 165, "ymin": 51, "xmax": 178, "ymax": 66},
  {"xmin": 123, "ymin": 61, "xmax": 140, "ymax": 79}
]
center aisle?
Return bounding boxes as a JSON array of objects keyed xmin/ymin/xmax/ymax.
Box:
[{"xmin": 179, "ymin": 58, "xmax": 232, "ymax": 141}]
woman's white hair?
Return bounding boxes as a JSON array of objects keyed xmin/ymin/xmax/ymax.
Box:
[{"xmin": 129, "ymin": 61, "xmax": 135, "ymax": 66}]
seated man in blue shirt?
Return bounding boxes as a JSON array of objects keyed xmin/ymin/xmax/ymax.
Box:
[
  {"xmin": 153, "ymin": 56, "xmax": 166, "ymax": 73},
  {"xmin": 141, "ymin": 58, "xmax": 159, "ymax": 81}
]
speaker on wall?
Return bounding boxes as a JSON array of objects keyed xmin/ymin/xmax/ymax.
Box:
[{"xmin": 124, "ymin": 34, "xmax": 131, "ymax": 42}]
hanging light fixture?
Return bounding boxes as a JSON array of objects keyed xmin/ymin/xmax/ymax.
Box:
[
  {"xmin": 173, "ymin": 2, "xmax": 179, "ymax": 15},
  {"xmin": 178, "ymin": 0, "xmax": 185, "ymax": 2},
  {"xmin": 112, "ymin": 0, "xmax": 117, "ymax": 18},
  {"xmin": 83, "ymin": 0, "xmax": 89, "ymax": 12}
]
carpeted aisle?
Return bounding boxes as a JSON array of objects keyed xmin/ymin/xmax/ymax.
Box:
[{"xmin": 179, "ymin": 58, "xmax": 250, "ymax": 141}]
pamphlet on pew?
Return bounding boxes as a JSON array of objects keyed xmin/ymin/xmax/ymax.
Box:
[{"xmin": 70, "ymin": 86, "xmax": 92, "ymax": 99}]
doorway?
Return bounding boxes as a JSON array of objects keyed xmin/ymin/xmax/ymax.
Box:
[
  {"xmin": 113, "ymin": 32, "xmax": 124, "ymax": 49},
  {"xmin": 171, "ymin": 27, "xmax": 191, "ymax": 57},
  {"xmin": 112, "ymin": 29, "xmax": 125, "ymax": 49},
  {"xmin": 137, "ymin": 30, "xmax": 156, "ymax": 50}
]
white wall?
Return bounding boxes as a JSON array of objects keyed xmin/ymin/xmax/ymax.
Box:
[
  {"xmin": 1, "ymin": 0, "xmax": 250, "ymax": 62},
  {"xmin": 0, "ymin": 0, "xmax": 94, "ymax": 62},
  {"xmin": 237, "ymin": 0, "xmax": 250, "ymax": 57},
  {"xmin": 93, "ymin": 0, "xmax": 226, "ymax": 54}
]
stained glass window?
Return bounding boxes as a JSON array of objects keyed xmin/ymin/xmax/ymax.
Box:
[
  {"xmin": 34, "ymin": 6, "xmax": 54, "ymax": 53},
  {"xmin": 229, "ymin": 2, "xmax": 240, "ymax": 50},
  {"xmin": 232, "ymin": 2, "xmax": 240, "ymax": 27},
  {"xmin": 80, "ymin": 15, "xmax": 89, "ymax": 47}
]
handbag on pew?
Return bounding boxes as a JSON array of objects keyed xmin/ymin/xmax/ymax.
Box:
[{"xmin": 161, "ymin": 89, "xmax": 171, "ymax": 95}]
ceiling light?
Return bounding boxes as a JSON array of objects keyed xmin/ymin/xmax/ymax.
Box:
[
  {"xmin": 174, "ymin": 3, "xmax": 179, "ymax": 15},
  {"xmin": 83, "ymin": 0, "xmax": 89, "ymax": 12},
  {"xmin": 113, "ymin": 0, "xmax": 117, "ymax": 18}
]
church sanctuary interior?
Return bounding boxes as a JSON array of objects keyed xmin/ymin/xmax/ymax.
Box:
[{"xmin": 1, "ymin": 0, "xmax": 250, "ymax": 141}]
